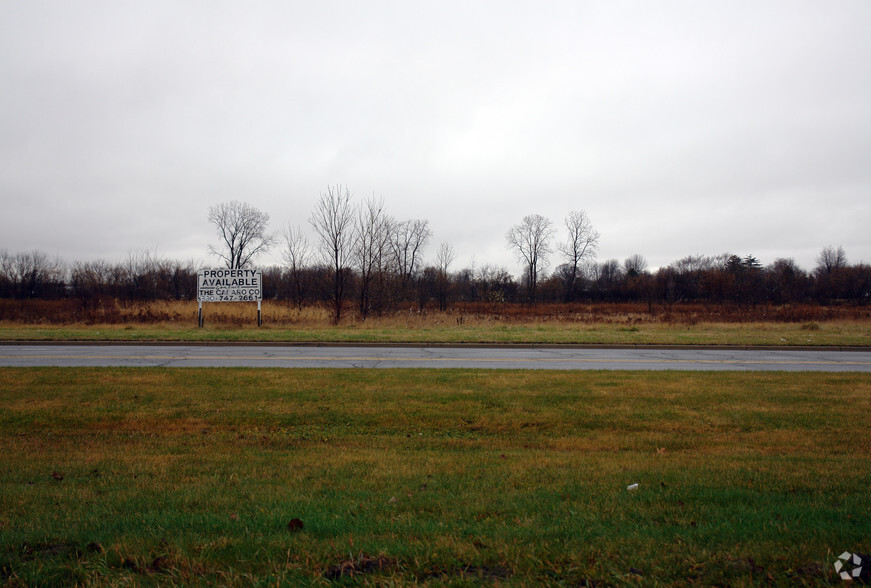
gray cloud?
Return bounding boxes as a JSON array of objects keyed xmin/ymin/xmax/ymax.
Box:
[{"xmin": 1, "ymin": 1, "xmax": 869, "ymax": 273}]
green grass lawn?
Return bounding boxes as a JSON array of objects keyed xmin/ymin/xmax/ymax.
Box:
[
  {"xmin": 1, "ymin": 368, "xmax": 870, "ymax": 585},
  {"xmin": 1, "ymin": 319, "xmax": 870, "ymax": 346}
]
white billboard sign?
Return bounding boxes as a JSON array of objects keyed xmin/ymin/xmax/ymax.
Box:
[{"xmin": 197, "ymin": 269, "xmax": 262, "ymax": 302}]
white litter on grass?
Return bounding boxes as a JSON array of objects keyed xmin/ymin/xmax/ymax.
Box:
[{"xmin": 627, "ymin": 483, "xmax": 639, "ymax": 491}]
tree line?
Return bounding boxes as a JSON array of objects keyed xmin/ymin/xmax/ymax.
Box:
[{"xmin": 1, "ymin": 188, "xmax": 869, "ymax": 314}]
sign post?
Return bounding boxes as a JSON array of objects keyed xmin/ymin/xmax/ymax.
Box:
[{"xmin": 196, "ymin": 269, "xmax": 263, "ymax": 327}]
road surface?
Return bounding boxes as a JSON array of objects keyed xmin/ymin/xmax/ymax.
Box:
[{"xmin": 1, "ymin": 344, "xmax": 870, "ymax": 371}]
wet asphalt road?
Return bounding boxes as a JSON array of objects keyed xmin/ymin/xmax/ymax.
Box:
[{"xmin": 1, "ymin": 344, "xmax": 870, "ymax": 371}]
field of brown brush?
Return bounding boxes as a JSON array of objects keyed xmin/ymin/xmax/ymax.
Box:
[
  {"xmin": 1, "ymin": 298, "xmax": 869, "ymax": 326},
  {"xmin": 1, "ymin": 299, "xmax": 869, "ymax": 346}
]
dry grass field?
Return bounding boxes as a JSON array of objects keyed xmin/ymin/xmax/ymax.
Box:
[
  {"xmin": 1, "ymin": 300, "xmax": 869, "ymax": 346},
  {"xmin": 3, "ymin": 299, "xmax": 870, "ymax": 325}
]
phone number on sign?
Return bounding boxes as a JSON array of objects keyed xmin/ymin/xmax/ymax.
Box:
[{"xmin": 198, "ymin": 289, "xmax": 261, "ymax": 302}]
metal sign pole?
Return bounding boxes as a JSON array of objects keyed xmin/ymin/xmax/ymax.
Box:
[
  {"xmin": 198, "ymin": 301, "xmax": 203, "ymax": 328},
  {"xmin": 257, "ymin": 300, "xmax": 262, "ymax": 327}
]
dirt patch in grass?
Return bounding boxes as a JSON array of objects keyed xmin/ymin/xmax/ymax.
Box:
[
  {"xmin": 421, "ymin": 563, "xmax": 514, "ymax": 582},
  {"xmin": 323, "ymin": 553, "xmax": 396, "ymax": 580},
  {"xmin": 17, "ymin": 542, "xmax": 81, "ymax": 562}
]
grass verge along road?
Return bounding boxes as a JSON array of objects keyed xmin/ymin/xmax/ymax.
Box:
[
  {"xmin": 1, "ymin": 319, "xmax": 870, "ymax": 347},
  {"xmin": 2, "ymin": 368, "xmax": 870, "ymax": 585}
]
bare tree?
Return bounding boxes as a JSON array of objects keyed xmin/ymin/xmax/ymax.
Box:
[
  {"xmin": 71, "ymin": 260, "xmax": 113, "ymax": 307},
  {"xmin": 434, "ymin": 242, "xmax": 456, "ymax": 311},
  {"xmin": 390, "ymin": 219, "xmax": 432, "ymax": 296},
  {"xmin": 815, "ymin": 245, "xmax": 848, "ymax": 303},
  {"xmin": 594, "ymin": 259, "xmax": 624, "ymax": 296},
  {"xmin": 506, "ymin": 213, "xmax": 555, "ymax": 304},
  {"xmin": 353, "ymin": 196, "xmax": 391, "ymax": 318},
  {"xmin": 766, "ymin": 257, "xmax": 806, "ymax": 303},
  {"xmin": 1, "ymin": 250, "xmax": 65, "ymax": 299},
  {"xmin": 310, "ymin": 185, "xmax": 355, "ymax": 324},
  {"xmin": 281, "ymin": 224, "xmax": 311, "ymax": 311},
  {"xmin": 624, "ymin": 253, "xmax": 648, "ymax": 277},
  {"xmin": 121, "ymin": 248, "xmax": 169, "ymax": 301},
  {"xmin": 474, "ymin": 264, "xmax": 517, "ymax": 303},
  {"xmin": 208, "ymin": 200, "xmax": 276, "ymax": 269},
  {"xmin": 0, "ymin": 250, "xmax": 13, "ymax": 298},
  {"xmin": 558, "ymin": 210, "xmax": 599, "ymax": 301},
  {"xmin": 816, "ymin": 245, "xmax": 847, "ymax": 276}
]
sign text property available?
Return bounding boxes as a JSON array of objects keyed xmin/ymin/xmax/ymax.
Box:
[{"xmin": 197, "ymin": 269, "xmax": 262, "ymax": 302}]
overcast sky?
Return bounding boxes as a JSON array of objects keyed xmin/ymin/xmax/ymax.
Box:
[{"xmin": 2, "ymin": 1, "xmax": 869, "ymax": 276}]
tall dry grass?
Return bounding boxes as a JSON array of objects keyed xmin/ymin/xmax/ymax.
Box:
[{"xmin": 0, "ymin": 298, "xmax": 869, "ymax": 326}]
